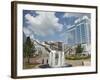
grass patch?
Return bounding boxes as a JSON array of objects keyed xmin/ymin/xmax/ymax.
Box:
[
  {"xmin": 65, "ymin": 54, "xmax": 91, "ymax": 60},
  {"xmin": 23, "ymin": 62, "xmax": 40, "ymax": 69}
]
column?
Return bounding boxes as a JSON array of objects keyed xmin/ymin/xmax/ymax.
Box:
[
  {"xmin": 61, "ymin": 52, "xmax": 65, "ymax": 66},
  {"xmin": 48, "ymin": 52, "xmax": 52, "ymax": 66},
  {"xmin": 58, "ymin": 51, "xmax": 61, "ymax": 67},
  {"xmin": 49, "ymin": 50, "xmax": 56, "ymax": 67},
  {"xmin": 52, "ymin": 51, "xmax": 56, "ymax": 67}
]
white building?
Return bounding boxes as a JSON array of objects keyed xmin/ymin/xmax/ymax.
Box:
[{"xmin": 66, "ymin": 16, "xmax": 91, "ymax": 54}]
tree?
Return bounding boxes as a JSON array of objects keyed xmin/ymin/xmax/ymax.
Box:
[
  {"xmin": 75, "ymin": 44, "xmax": 84, "ymax": 55},
  {"xmin": 23, "ymin": 37, "xmax": 34, "ymax": 63},
  {"xmin": 31, "ymin": 42, "xmax": 37, "ymax": 57}
]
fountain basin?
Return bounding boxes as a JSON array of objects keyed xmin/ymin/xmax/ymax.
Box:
[{"xmin": 39, "ymin": 64, "xmax": 72, "ymax": 68}]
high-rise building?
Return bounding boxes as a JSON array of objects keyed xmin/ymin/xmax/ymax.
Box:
[{"xmin": 66, "ymin": 16, "xmax": 91, "ymax": 53}]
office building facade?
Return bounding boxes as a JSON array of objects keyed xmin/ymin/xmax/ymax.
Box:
[{"xmin": 67, "ymin": 16, "xmax": 91, "ymax": 53}]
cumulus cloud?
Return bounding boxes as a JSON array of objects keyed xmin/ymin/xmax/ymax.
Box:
[
  {"xmin": 30, "ymin": 34, "xmax": 35, "ymax": 40},
  {"xmin": 23, "ymin": 27, "xmax": 32, "ymax": 36},
  {"xmin": 24, "ymin": 11, "xmax": 63, "ymax": 37},
  {"xmin": 23, "ymin": 26, "xmax": 35, "ymax": 40}
]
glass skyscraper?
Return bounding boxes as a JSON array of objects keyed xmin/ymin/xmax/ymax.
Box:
[{"xmin": 67, "ymin": 16, "xmax": 91, "ymax": 47}]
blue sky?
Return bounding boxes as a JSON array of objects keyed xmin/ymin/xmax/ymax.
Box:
[{"xmin": 23, "ymin": 10, "xmax": 90, "ymax": 43}]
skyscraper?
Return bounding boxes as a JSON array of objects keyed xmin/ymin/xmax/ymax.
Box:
[{"xmin": 67, "ymin": 16, "xmax": 91, "ymax": 53}]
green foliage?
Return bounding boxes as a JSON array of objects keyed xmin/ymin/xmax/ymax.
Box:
[
  {"xmin": 65, "ymin": 54, "xmax": 91, "ymax": 60},
  {"xmin": 23, "ymin": 37, "xmax": 36, "ymax": 62},
  {"xmin": 75, "ymin": 44, "xmax": 84, "ymax": 54}
]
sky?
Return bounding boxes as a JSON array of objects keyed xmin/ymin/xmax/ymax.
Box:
[{"xmin": 23, "ymin": 10, "xmax": 90, "ymax": 43}]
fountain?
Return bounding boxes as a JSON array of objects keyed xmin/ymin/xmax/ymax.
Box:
[{"xmin": 34, "ymin": 40, "xmax": 72, "ymax": 68}]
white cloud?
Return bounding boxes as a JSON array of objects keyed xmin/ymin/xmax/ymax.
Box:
[
  {"xmin": 25, "ymin": 11, "xmax": 63, "ymax": 37},
  {"xmin": 23, "ymin": 27, "xmax": 35, "ymax": 40},
  {"xmin": 30, "ymin": 34, "xmax": 35, "ymax": 40},
  {"xmin": 23, "ymin": 27, "xmax": 32, "ymax": 36}
]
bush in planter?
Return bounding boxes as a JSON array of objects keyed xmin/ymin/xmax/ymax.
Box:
[{"xmin": 75, "ymin": 44, "xmax": 84, "ymax": 55}]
